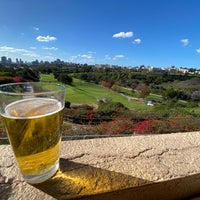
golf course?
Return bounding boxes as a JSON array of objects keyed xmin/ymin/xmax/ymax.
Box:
[{"xmin": 40, "ymin": 73, "xmax": 152, "ymax": 111}]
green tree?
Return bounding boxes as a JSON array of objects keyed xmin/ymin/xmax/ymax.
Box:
[
  {"xmin": 163, "ymin": 88, "xmax": 189, "ymax": 101},
  {"xmin": 57, "ymin": 73, "xmax": 73, "ymax": 84},
  {"xmin": 16, "ymin": 68, "xmax": 39, "ymax": 82}
]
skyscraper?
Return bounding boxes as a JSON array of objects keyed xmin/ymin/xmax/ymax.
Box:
[{"xmin": 1, "ymin": 56, "xmax": 7, "ymax": 64}]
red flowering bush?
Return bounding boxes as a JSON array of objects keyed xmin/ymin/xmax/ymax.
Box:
[
  {"xmin": 14, "ymin": 76, "xmax": 23, "ymax": 82},
  {"xmin": 134, "ymin": 120, "xmax": 154, "ymax": 134},
  {"xmin": 93, "ymin": 118, "xmax": 135, "ymax": 135},
  {"xmin": 133, "ymin": 117, "xmax": 200, "ymax": 134},
  {"xmin": 92, "ymin": 116, "xmax": 200, "ymax": 135}
]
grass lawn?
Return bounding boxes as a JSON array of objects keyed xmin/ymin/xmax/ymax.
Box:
[
  {"xmin": 40, "ymin": 74, "xmax": 152, "ymax": 111},
  {"xmin": 147, "ymin": 93, "xmax": 163, "ymax": 101},
  {"xmin": 187, "ymin": 107, "xmax": 200, "ymax": 116},
  {"xmin": 39, "ymin": 73, "xmax": 58, "ymax": 82}
]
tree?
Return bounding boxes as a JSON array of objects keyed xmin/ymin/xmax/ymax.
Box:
[
  {"xmin": 162, "ymin": 88, "xmax": 189, "ymax": 101},
  {"xmin": 100, "ymin": 80, "xmax": 115, "ymax": 88},
  {"xmin": 57, "ymin": 73, "xmax": 73, "ymax": 84},
  {"xmin": 135, "ymin": 83, "xmax": 150, "ymax": 98},
  {"xmin": 16, "ymin": 68, "xmax": 39, "ymax": 82},
  {"xmin": 191, "ymin": 90, "xmax": 200, "ymax": 102}
]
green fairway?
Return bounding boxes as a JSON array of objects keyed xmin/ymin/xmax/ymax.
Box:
[
  {"xmin": 39, "ymin": 73, "xmax": 58, "ymax": 82},
  {"xmin": 40, "ymin": 74, "xmax": 152, "ymax": 111}
]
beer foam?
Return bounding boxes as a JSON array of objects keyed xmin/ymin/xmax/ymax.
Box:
[{"xmin": 4, "ymin": 98, "xmax": 63, "ymax": 119}]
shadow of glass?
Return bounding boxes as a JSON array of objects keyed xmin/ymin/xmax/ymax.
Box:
[
  {"xmin": 34, "ymin": 158, "xmax": 151, "ymax": 199},
  {"xmin": 0, "ymin": 173, "xmax": 14, "ymax": 200}
]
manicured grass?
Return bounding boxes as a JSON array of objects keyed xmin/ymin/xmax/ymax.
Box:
[
  {"xmin": 119, "ymin": 87, "xmax": 139, "ymax": 98},
  {"xmin": 147, "ymin": 93, "xmax": 163, "ymax": 101},
  {"xmin": 40, "ymin": 74, "xmax": 152, "ymax": 111},
  {"xmin": 40, "ymin": 73, "xmax": 58, "ymax": 82},
  {"xmin": 67, "ymin": 80, "xmax": 150, "ymax": 110},
  {"xmin": 39, "ymin": 74, "xmax": 200, "ymax": 115}
]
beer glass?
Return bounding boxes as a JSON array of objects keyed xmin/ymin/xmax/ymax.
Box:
[{"xmin": 0, "ymin": 82, "xmax": 65, "ymax": 184}]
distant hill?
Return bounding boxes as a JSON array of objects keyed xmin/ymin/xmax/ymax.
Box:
[{"xmin": 161, "ymin": 77, "xmax": 200, "ymax": 92}]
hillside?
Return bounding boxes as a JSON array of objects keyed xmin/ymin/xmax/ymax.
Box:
[
  {"xmin": 40, "ymin": 74, "xmax": 152, "ymax": 111},
  {"xmin": 161, "ymin": 77, "xmax": 200, "ymax": 91}
]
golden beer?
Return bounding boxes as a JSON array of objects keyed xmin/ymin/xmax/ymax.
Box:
[{"xmin": 1, "ymin": 98, "xmax": 64, "ymax": 184}]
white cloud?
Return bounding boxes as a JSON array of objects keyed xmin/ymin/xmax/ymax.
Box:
[
  {"xmin": 0, "ymin": 46, "xmax": 29, "ymax": 53},
  {"xmin": 30, "ymin": 46, "xmax": 37, "ymax": 50},
  {"xmin": 36, "ymin": 35, "xmax": 57, "ymax": 42},
  {"xmin": 22, "ymin": 53, "xmax": 39, "ymax": 58},
  {"xmin": 69, "ymin": 52, "xmax": 95, "ymax": 63},
  {"xmin": 0, "ymin": 45, "xmax": 40, "ymax": 59},
  {"xmin": 196, "ymin": 48, "xmax": 200, "ymax": 53},
  {"xmin": 115, "ymin": 54, "xmax": 124, "ymax": 58},
  {"xmin": 104, "ymin": 54, "xmax": 125, "ymax": 61},
  {"xmin": 180, "ymin": 38, "xmax": 189, "ymax": 46},
  {"xmin": 42, "ymin": 46, "xmax": 58, "ymax": 50},
  {"xmin": 81, "ymin": 54, "xmax": 92, "ymax": 59},
  {"xmin": 69, "ymin": 55, "xmax": 78, "ymax": 62},
  {"xmin": 87, "ymin": 51, "xmax": 96, "ymax": 54},
  {"xmin": 113, "ymin": 54, "xmax": 125, "ymax": 60},
  {"xmin": 44, "ymin": 55, "xmax": 56, "ymax": 60},
  {"xmin": 133, "ymin": 38, "xmax": 141, "ymax": 44},
  {"xmin": 113, "ymin": 31, "xmax": 133, "ymax": 38},
  {"xmin": 104, "ymin": 54, "xmax": 111, "ymax": 60},
  {"xmin": 33, "ymin": 27, "xmax": 39, "ymax": 31}
]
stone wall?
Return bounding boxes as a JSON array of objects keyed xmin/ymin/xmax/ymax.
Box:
[{"xmin": 1, "ymin": 132, "xmax": 200, "ymax": 199}]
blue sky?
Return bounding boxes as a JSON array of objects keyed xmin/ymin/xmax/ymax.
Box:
[{"xmin": 1, "ymin": 0, "xmax": 200, "ymax": 68}]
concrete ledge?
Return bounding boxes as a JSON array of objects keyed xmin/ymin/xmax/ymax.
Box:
[{"xmin": 0, "ymin": 132, "xmax": 200, "ymax": 199}]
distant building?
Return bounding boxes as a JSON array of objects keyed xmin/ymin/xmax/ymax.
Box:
[
  {"xmin": 32, "ymin": 59, "xmax": 39, "ymax": 65},
  {"xmin": 1, "ymin": 56, "xmax": 7, "ymax": 64},
  {"xmin": 51, "ymin": 59, "xmax": 64, "ymax": 64},
  {"xmin": 178, "ymin": 68, "xmax": 189, "ymax": 74},
  {"xmin": 95, "ymin": 64, "xmax": 113, "ymax": 69},
  {"xmin": 19, "ymin": 58, "xmax": 23, "ymax": 64},
  {"xmin": 167, "ymin": 67, "xmax": 178, "ymax": 73},
  {"xmin": 7, "ymin": 58, "xmax": 12, "ymax": 64}
]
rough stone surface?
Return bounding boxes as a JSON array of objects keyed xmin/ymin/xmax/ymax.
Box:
[{"xmin": 0, "ymin": 132, "xmax": 200, "ymax": 199}]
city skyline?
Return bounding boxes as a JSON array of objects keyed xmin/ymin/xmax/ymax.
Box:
[
  {"xmin": 0, "ymin": 55, "xmax": 65, "ymax": 65},
  {"xmin": 2, "ymin": 55, "xmax": 200, "ymax": 75},
  {"xmin": 1, "ymin": 0, "xmax": 200, "ymax": 68}
]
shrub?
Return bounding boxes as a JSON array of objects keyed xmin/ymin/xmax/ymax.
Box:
[
  {"xmin": 97, "ymin": 101, "xmax": 128, "ymax": 117},
  {"xmin": 65, "ymin": 104, "xmax": 95, "ymax": 118},
  {"xmin": 100, "ymin": 81, "xmax": 115, "ymax": 88},
  {"xmin": 64, "ymin": 104, "xmax": 100, "ymax": 124},
  {"xmin": 133, "ymin": 117, "xmax": 200, "ymax": 134},
  {"xmin": 153, "ymin": 103, "xmax": 191, "ymax": 118},
  {"xmin": 93, "ymin": 118, "xmax": 135, "ymax": 135},
  {"xmin": 0, "ymin": 76, "xmax": 16, "ymax": 84},
  {"xmin": 57, "ymin": 73, "xmax": 73, "ymax": 84},
  {"xmin": 88, "ymin": 116, "xmax": 200, "ymax": 135}
]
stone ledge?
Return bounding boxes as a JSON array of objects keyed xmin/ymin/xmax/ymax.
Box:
[{"xmin": 0, "ymin": 132, "xmax": 200, "ymax": 199}]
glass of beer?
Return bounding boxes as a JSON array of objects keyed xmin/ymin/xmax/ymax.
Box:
[{"xmin": 0, "ymin": 82, "xmax": 66, "ymax": 184}]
